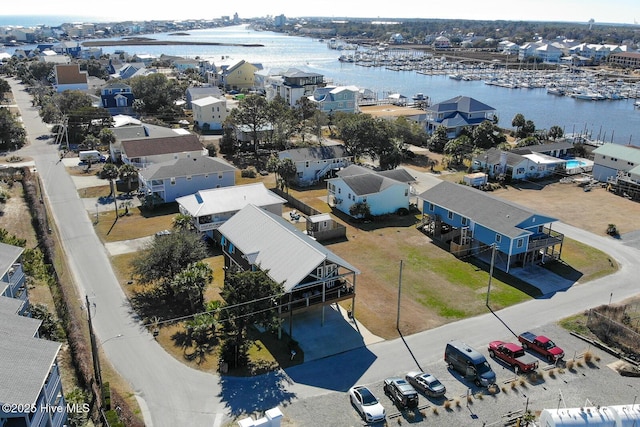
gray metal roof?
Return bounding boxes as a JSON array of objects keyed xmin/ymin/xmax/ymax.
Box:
[
  {"xmin": 176, "ymin": 183, "xmax": 285, "ymax": 217},
  {"xmin": 418, "ymin": 181, "xmax": 557, "ymax": 239},
  {"xmin": 511, "ymin": 141, "xmax": 573, "ymax": 155},
  {"xmin": 593, "ymin": 143, "xmax": 640, "ymax": 163},
  {"xmin": 141, "ymin": 156, "xmax": 236, "ymax": 180},
  {"xmin": 0, "ymin": 296, "xmax": 24, "ymax": 316},
  {"xmin": 218, "ymin": 204, "xmax": 359, "ymax": 292},
  {"xmin": 0, "ymin": 312, "xmax": 60, "ymax": 405},
  {"xmin": 427, "ymin": 95, "xmax": 495, "ymax": 114}
]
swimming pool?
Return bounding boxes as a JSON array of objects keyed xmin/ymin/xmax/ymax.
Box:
[{"xmin": 565, "ymin": 159, "xmax": 588, "ymax": 168}]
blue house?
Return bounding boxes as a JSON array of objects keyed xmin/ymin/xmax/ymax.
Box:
[
  {"xmin": 0, "ymin": 242, "xmax": 28, "ymax": 316},
  {"xmin": 309, "ymin": 85, "xmax": 359, "ymax": 114},
  {"xmin": 425, "ymin": 95, "xmax": 497, "ymax": 138},
  {"xmin": 417, "ymin": 181, "xmax": 563, "ymax": 272},
  {"xmin": 100, "ymin": 82, "xmax": 135, "ymax": 116}
]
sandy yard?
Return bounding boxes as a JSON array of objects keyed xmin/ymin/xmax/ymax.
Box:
[{"xmin": 490, "ymin": 179, "xmax": 640, "ymax": 238}]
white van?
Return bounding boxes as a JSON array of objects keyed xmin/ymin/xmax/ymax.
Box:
[{"xmin": 78, "ymin": 150, "xmax": 105, "ymax": 163}]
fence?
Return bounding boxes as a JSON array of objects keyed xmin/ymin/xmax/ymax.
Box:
[{"xmin": 270, "ymin": 187, "xmax": 321, "ymax": 216}]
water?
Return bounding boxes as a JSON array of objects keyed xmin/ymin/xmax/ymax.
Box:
[{"xmin": 4, "ymin": 24, "xmax": 639, "ymax": 145}]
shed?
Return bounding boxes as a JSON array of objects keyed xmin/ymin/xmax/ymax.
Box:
[{"xmin": 463, "ymin": 172, "xmax": 488, "ymax": 187}]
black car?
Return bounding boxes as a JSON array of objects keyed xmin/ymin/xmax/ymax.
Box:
[{"xmin": 383, "ymin": 377, "xmax": 419, "ymax": 409}]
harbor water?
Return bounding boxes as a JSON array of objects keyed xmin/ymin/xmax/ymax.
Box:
[{"xmin": 4, "ymin": 24, "xmax": 639, "ymax": 145}]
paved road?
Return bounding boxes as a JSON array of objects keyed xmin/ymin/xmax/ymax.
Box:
[{"xmin": 10, "ymin": 77, "xmax": 640, "ymax": 426}]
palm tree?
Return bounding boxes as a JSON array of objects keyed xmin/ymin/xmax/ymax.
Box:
[
  {"xmin": 173, "ymin": 213, "xmax": 195, "ymax": 232},
  {"xmin": 118, "ymin": 163, "xmax": 138, "ymax": 194},
  {"xmin": 101, "ymin": 163, "xmax": 119, "ymax": 197}
]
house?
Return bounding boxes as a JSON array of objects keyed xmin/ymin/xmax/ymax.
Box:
[
  {"xmin": 511, "ymin": 141, "xmax": 574, "ymax": 159},
  {"xmin": 100, "ymin": 81, "xmax": 135, "ymax": 116},
  {"xmin": 264, "ymin": 68, "xmax": 326, "ymax": 107},
  {"xmin": 219, "ymin": 59, "xmax": 260, "ymax": 91},
  {"xmin": 185, "ymin": 86, "xmax": 224, "ymax": 109},
  {"xmin": 120, "ymin": 134, "xmax": 207, "ymax": 167},
  {"xmin": 108, "ymin": 119, "xmax": 186, "ymax": 161},
  {"xmin": 0, "ymin": 242, "xmax": 28, "ymax": 316},
  {"xmin": 609, "ymin": 52, "xmax": 640, "ymax": 68},
  {"xmin": 176, "ymin": 183, "xmax": 286, "ymax": 237},
  {"xmin": 0, "ymin": 308, "xmax": 68, "ymax": 427},
  {"xmin": 592, "ymin": 143, "xmax": 640, "ymax": 201},
  {"xmin": 433, "ymin": 35, "xmax": 451, "ymax": 49},
  {"xmin": 308, "ymin": 85, "xmax": 359, "ymax": 114},
  {"xmin": 138, "ymin": 155, "xmax": 236, "ymax": 204},
  {"xmin": 326, "ymin": 165, "xmax": 416, "ymax": 217},
  {"xmin": 53, "ymin": 64, "xmax": 88, "ymax": 93},
  {"xmin": 591, "ymin": 143, "xmax": 640, "ymax": 182},
  {"xmin": 418, "ymin": 181, "xmax": 564, "ymax": 272},
  {"xmin": 278, "ymin": 145, "xmax": 353, "ymax": 187},
  {"xmin": 191, "ymin": 96, "xmax": 228, "ymax": 131},
  {"xmin": 110, "ymin": 63, "xmax": 147, "ymax": 80},
  {"xmin": 425, "ymin": 96, "xmax": 496, "ymax": 138},
  {"xmin": 471, "ymin": 148, "xmax": 565, "ymax": 181},
  {"xmin": 217, "ymin": 204, "xmax": 359, "ymax": 329}
]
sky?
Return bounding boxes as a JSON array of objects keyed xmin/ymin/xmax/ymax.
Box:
[{"xmin": 3, "ymin": 0, "xmax": 640, "ymax": 26}]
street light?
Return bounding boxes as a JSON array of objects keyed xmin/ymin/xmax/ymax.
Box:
[{"xmin": 95, "ymin": 203, "xmax": 99, "ymax": 224}]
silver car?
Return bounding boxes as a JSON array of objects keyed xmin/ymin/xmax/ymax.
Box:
[{"xmin": 405, "ymin": 371, "xmax": 447, "ymax": 398}]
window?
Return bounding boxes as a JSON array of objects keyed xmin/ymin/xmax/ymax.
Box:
[
  {"xmin": 186, "ymin": 175, "xmax": 192, "ymax": 181},
  {"xmin": 461, "ymin": 217, "xmax": 468, "ymax": 226},
  {"xmin": 429, "ymin": 203, "xmax": 434, "ymax": 212},
  {"xmin": 170, "ymin": 177, "xmax": 176, "ymax": 185},
  {"xmin": 447, "ymin": 211, "xmax": 454, "ymax": 220},
  {"xmin": 517, "ymin": 239, "xmax": 523, "ymax": 248},
  {"xmin": 404, "ymin": 189, "xmax": 409, "ymax": 196},
  {"xmin": 338, "ymin": 188, "xmax": 341, "ymax": 194},
  {"xmin": 495, "ymin": 234, "xmax": 502, "ymax": 243},
  {"xmin": 218, "ymin": 173, "xmax": 223, "ymax": 179},
  {"xmin": 229, "ymin": 243, "xmax": 235, "ymax": 254}
]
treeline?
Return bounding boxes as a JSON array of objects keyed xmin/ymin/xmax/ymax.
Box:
[{"xmin": 278, "ymin": 18, "xmax": 640, "ymax": 46}]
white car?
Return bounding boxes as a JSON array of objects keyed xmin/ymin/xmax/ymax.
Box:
[{"xmin": 349, "ymin": 385, "xmax": 386, "ymax": 423}]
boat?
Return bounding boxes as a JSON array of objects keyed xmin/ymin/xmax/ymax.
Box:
[{"xmin": 635, "ymin": 101, "xmax": 640, "ymax": 108}]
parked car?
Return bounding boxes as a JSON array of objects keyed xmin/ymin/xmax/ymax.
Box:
[
  {"xmin": 518, "ymin": 331, "xmax": 565, "ymax": 362},
  {"xmin": 488, "ymin": 340, "xmax": 539, "ymax": 373},
  {"xmin": 405, "ymin": 371, "xmax": 446, "ymax": 398},
  {"xmin": 445, "ymin": 340, "xmax": 496, "ymax": 387},
  {"xmin": 383, "ymin": 377, "xmax": 419, "ymax": 409},
  {"xmin": 349, "ymin": 385, "xmax": 386, "ymax": 423}
]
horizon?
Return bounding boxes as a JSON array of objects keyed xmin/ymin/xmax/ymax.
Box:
[{"xmin": 2, "ymin": 0, "xmax": 639, "ymax": 27}]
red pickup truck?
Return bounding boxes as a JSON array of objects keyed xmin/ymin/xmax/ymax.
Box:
[
  {"xmin": 518, "ymin": 332, "xmax": 565, "ymax": 362},
  {"xmin": 488, "ymin": 341, "xmax": 539, "ymax": 373}
]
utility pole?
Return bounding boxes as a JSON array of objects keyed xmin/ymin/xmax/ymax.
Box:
[
  {"xmin": 86, "ymin": 295, "xmax": 103, "ymax": 393},
  {"xmin": 485, "ymin": 244, "xmax": 497, "ymax": 307},
  {"xmin": 396, "ymin": 260, "xmax": 403, "ymax": 330}
]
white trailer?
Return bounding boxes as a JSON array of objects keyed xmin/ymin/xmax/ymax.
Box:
[{"xmin": 78, "ymin": 150, "xmax": 104, "ymax": 163}]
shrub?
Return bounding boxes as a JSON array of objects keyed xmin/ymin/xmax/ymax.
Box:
[
  {"xmin": 444, "ymin": 400, "xmax": 451, "ymax": 410},
  {"xmin": 566, "ymin": 360, "xmax": 575, "ymax": 370},
  {"xmin": 584, "ymin": 351, "xmax": 593, "ymax": 363},
  {"xmin": 241, "ymin": 167, "xmax": 257, "ymax": 178}
]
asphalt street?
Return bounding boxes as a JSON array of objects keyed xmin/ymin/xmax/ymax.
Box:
[{"xmin": 8, "ymin": 77, "xmax": 640, "ymax": 427}]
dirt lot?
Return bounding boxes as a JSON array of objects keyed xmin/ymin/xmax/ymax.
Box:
[{"xmin": 490, "ymin": 180, "xmax": 640, "ymax": 238}]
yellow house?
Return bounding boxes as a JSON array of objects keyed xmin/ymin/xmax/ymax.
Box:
[{"xmin": 221, "ymin": 60, "xmax": 260, "ymax": 91}]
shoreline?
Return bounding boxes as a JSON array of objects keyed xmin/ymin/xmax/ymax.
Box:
[{"xmin": 82, "ymin": 39, "xmax": 264, "ymax": 47}]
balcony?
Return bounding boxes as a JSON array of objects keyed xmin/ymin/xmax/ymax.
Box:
[
  {"xmin": 528, "ymin": 228, "xmax": 564, "ymax": 252},
  {"xmin": 277, "ymin": 280, "xmax": 355, "ymax": 316}
]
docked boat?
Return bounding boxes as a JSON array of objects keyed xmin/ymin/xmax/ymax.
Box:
[{"xmin": 635, "ymin": 101, "xmax": 640, "ymax": 108}]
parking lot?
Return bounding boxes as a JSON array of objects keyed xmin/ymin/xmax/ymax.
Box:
[{"xmin": 280, "ymin": 324, "xmax": 640, "ymax": 426}]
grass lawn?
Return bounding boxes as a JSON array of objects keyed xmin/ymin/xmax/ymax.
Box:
[{"xmin": 97, "ymin": 164, "xmax": 618, "ymax": 370}]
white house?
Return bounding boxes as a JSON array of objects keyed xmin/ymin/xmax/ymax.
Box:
[
  {"xmin": 278, "ymin": 145, "xmax": 352, "ymax": 187},
  {"xmin": 120, "ymin": 134, "xmax": 207, "ymax": 167},
  {"xmin": 591, "ymin": 143, "xmax": 640, "ymax": 182},
  {"xmin": 264, "ymin": 68, "xmax": 326, "ymax": 107},
  {"xmin": 326, "ymin": 165, "xmax": 416, "ymax": 217},
  {"xmin": 138, "ymin": 155, "xmax": 236, "ymax": 204},
  {"xmin": 191, "ymin": 96, "xmax": 228, "ymax": 131},
  {"xmin": 176, "ymin": 183, "xmax": 286, "ymax": 237},
  {"xmin": 472, "ymin": 148, "xmax": 565, "ymax": 181}
]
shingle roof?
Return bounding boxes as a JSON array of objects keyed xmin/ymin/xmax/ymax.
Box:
[
  {"xmin": 0, "ymin": 242, "xmax": 23, "ymax": 281},
  {"xmin": 334, "ymin": 165, "xmax": 413, "ymax": 196},
  {"xmin": 0, "ymin": 312, "xmax": 60, "ymax": 405},
  {"xmin": 176, "ymin": 183, "xmax": 285, "ymax": 217},
  {"xmin": 121, "ymin": 134, "xmax": 203, "ymax": 158},
  {"xmin": 428, "ymin": 96, "xmax": 495, "ymax": 114},
  {"xmin": 279, "ymin": 145, "xmax": 350, "ymax": 162},
  {"xmin": 141, "ymin": 156, "xmax": 236, "ymax": 180},
  {"xmin": 418, "ymin": 181, "xmax": 556, "ymax": 239},
  {"xmin": 218, "ymin": 205, "xmax": 359, "ymax": 291}
]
